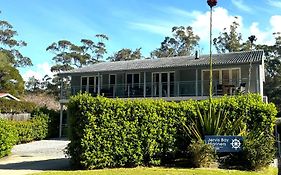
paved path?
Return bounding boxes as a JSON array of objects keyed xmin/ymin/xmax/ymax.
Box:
[{"xmin": 0, "ymin": 139, "xmax": 70, "ymax": 175}]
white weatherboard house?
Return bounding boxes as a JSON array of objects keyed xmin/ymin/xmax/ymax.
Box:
[{"xmin": 57, "ymin": 50, "xmax": 265, "ymax": 136}]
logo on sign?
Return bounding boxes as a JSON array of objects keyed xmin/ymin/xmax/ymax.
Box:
[{"xmin": 204, "ymin": 136, "xmax": 243, "ymax": 152}]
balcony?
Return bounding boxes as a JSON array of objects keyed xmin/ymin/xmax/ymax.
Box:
[{"xmin": 60, "ymin": 79, "xmax": 257, "ymax": 103}]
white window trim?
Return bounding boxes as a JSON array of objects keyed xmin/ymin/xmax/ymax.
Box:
[
  {"xmin": 109, "ymin": 74, "xmax": 117, "ymax": 86},
  {"xmin": 125, "ymin": 73, "xmax": 141, "ymax": 88},
  {"xmin": 151, "ymin": 71, "xmax": 175, "ymax": 97},
  {"xmin": 80, "ymin": 75, "xmax": 103, "ymax": 93}
]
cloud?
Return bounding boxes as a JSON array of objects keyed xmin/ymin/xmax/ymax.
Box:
[
  {"xmin": 248, "ymin": 22, "xmax": 273, "ymax": 45},
  {"xmin": 231, "ymin": 0, "xmax": 252, "ymax": 12},
  {"xmin": 129, "ymin": 7, "xmax": 240, "ymax": 39},
  {"xmin": 22, "ymin": 62, "xmax": 53, "ymax": 81},
  {"xmin": 129, "ymin": 22, "xmax": 172, "ymax": 36},
  {"xmin": 267, "ymin": 0, "xmax": 281, "ymax": 8},
  {"xmin": 270, "ymin": 15, "xmax": 281, "ymax": 33},
  {"xmin": 191, "ymin": 7, "xmax": 242, "ymax": 42},
  {"xmin": 128, "ymin": 5, "xmax": 279, "ymax": 53}
]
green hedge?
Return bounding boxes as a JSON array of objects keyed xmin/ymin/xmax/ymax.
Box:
[
  {"xmin": 0, "ymin": 112, "xmax": 50, "ymax": 158},
  {"xmin": 11, "ymin": 112, "xmax": 49, "ymax": 143},
  {"xmin": 0, "ymin": 119, "xmax": 18, "ymax": 158},
  {"xmin": 0, "ymin": 98, "xmax": 36, "ymax": 113},
  {"xmin": 67, "ymin": 96, "xmax": 178, "ymax": 169},
  {"xmin": 67, "ymin": 93, "xmax": 277, "ymax": 170}
]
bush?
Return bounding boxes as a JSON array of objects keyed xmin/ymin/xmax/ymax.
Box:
[
  {"xmin": 0, "ymin": 119, "xmax": 18, "ymax": 158},
  {"xmin": 67, "ymin": 93, "xmax": 277, "ymax": 170},
  {"xmin": 11, "ymin": 112, "xmax": 49, "ymax": 143},
  {"xmin": 34, "ymin": 107, "xmax": 61, "ymax": 138},
  {"xmin": 241, "ymin": 132, "xmax": 276, "ymax": 170},
  {"xmin": 0, "ymin": 109, "xmax": 52, "ymax": 158},
  {"xmin": 188, "ymin": 140, "xmax": 216, "ymax": 168},
  {"xmin": 67, "ymin": 94, "xmax": 178, "ymax": 169},
  {"xmin": 0, "ymin": 98, "xmax": 36, "ymax": 113}
]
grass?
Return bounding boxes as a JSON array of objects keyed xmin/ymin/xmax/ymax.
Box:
[{"xmin": 31, "ymin": 167, "xmax": 277, "ymax": 175}]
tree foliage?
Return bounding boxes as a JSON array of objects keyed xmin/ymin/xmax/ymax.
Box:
[
  {"xmin": 0, "ymin": 15, "xmax": 32, "ymax": 67},
  {"xmin": 108, "ymin": 48, "xmax": 143, "ymax": 61},
  {"xmin": 258, "ymin": 33, "xmax": 281, "ymax": 111},
  {"xmin": 150, "ymin": 26, "xmax": 200, "ymax": 58},
  {"xmin": 0, "ymin": 62, "xmax": 24, "ymax": 97},
  {"xmin": 46, "ymin": 34, "xmax": 108, "ymax": 72},
  {"xmin": 213, "ymin": 20, "xmax": 251, "ymax": 53}
]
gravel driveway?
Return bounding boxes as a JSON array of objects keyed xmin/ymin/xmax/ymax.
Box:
[{"xmin": 0, "ymin": 139, "xmax": 70, "ymax": 175}]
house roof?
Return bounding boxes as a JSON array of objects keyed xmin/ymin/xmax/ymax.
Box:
[
  {"xmin": 59, "ymin": 50, "xmax": 264, "ymax": 75},
  {"xmin": 0, "ymin": 93, "xmax": 20, "ymax": 101}
]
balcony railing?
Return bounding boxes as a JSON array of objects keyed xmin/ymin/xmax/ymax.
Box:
[{"xmin": 60, "ymin": 79, "xmax": 258, "ymax": 100}]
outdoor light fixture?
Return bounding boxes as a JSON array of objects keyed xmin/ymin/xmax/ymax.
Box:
[{"xmin": 207, "ymin": 0, "xmax": 217, "ymax": 8}]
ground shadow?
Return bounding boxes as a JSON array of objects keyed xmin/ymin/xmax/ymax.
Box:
[{"xmin": 0, "ymin": 158, "xmax": 70, "ymax": 170}]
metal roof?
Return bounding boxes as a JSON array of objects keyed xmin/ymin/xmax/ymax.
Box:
[{"xmin": 59, "ymin": 50, "xmax": 264, "ymax": 75}]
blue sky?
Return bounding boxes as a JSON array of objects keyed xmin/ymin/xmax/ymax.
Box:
[{"xmin": 1, "ymin": 0, "xmax": 281, "ymax": 80}]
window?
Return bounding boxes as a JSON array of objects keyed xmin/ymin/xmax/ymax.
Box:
[
  {"xmin": 81, "ymin": 76, "xmax": 102, "ymax": 95},
  {"xmin": 81, "ymin": 77, "xmax": 87, "ymax": 92},
  {"xmin": 109, "ymin": 74, "xmax": 116, "ymax": 85},
  {"xmin": 126, "ymin": 73, "xmax": 140, "ymax": 87},
  {"xmin": 202, "ymin": 68, "xmax": 240, "ymax": 95}
]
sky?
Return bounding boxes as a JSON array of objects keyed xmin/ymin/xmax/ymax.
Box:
[{"xmin": 1, "ymin": 0, "xmax": 281, "ymax": 81}]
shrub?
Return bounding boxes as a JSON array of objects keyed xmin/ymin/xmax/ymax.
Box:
[
  {"xmin": 0, "ymin": 98, "xmax": 36, "ymax": 113},
  {"xmin": 241, "ymin": 131, "xmax": 276, "ymax": 170},
  {"xmin": 188, "ymin": 140, "xmax": 216, "ymax": 168},
  {"xmin": 67, "ymin": 94, "xmax": 178, "ymax": 169},
  {"xmin": 11, "ymin": 112, "xmax": 49, "ymax": 143},
  {"xmin": 0, "ymin": 119, "xmax": 18, "ymax": 158},
  {"xmin": 67, "ymin": 93, "xmax": 277, "ymax": 170}
]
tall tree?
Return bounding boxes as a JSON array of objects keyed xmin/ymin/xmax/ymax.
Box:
[
  {"xmin": 258, "ymin": 33, "xmax": 281, "ymax": 112},
  {"xmin": 150, "ymin": 26, "xmax": 200, "ymax": 58},
  {"xmin": 0, "ymin": 62, "xmax": 24, "ymax": 96},
  {"xmin": 0, "ymin": 13, "xmax": 32, "ymax": 67},
  {"xmin": 25, "ymin": 76, "xmax": 41, "ymax": 92},
  {"xmin": 46, "ymin": 34, "xmax": 108, "ymax": 72},
  {"xmin": 213, "ymin": 20, "xmax": 252, "ymax": 53},
  {"xmin": 108, "ymin": 48, "xmax": 142, "ymax": 61}
]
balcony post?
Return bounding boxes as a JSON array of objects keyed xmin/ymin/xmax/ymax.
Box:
[
  {"xmin": 196, "ymin": 69, "xmax": 198, "ymax": 96},
  {"xmin": 97, "ymin": 73, "xmax": 101, "ymax": 95},
  {"xmin": 143, "ymin": 72, "xmax": 146, "ymax": 97},
  {"xmin": 60, "ymin": 77, "xmax": 63, "ymax": 99},
  {"xmin": 59, "ymin": 103, "xmax": 63, "ymax": 138}
]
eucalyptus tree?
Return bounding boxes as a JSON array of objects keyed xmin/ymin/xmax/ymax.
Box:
[
  {"xmin": 213, "ymin": 20, "xmax": 252, "ymax": 53},
  {"xmin": 150, "ymin": 26, "xmax": 200, "ymax": 58},
  {"xmin": 108, "ymin": 48, "xmax": 143, "ymax": 61},
  {"xmin": 0, "ymin": 14, "xmax": 32, "ymax": 67},
  {"xmin": 46, "ymin": 34, "xmax": 108, "ymax": 72}
]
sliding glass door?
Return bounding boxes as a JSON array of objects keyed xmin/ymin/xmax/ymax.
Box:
[{"xmin": 152, "ymin": 72, "xmax": 174, "ymax": 97}]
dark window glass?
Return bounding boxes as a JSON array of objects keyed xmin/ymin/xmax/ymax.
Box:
[
  {"xmin": 82, "ymin": 77, "xmax": 87, "ymax": 85},
  {"xmin": 134, "ymin": 74, "xmax": 139, "ymax": 84},
  {"xmin": 89, "ymin": 77, "xmax": 95, "ymax": 86},
  {"xmin": 110, "ymin": 75, "xmax": 116, "ymax": 84},
  {"xmin": 170, "ymin": 73, "xmax": 174, "ymax": 82},
  {"xmin": 127, "ymin": 74, "xmax": 132, "ymax": 84}
]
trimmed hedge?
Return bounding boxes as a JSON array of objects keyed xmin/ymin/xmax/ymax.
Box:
[
  {"xmin": 0, "ymin": 98, "xmax": 36, "ymax": 113},
  {"xmin": 11, "ymin": 112, "xmax": 49, "ymax": 143},
  {"xmin": 0, "ymin": 112, "xmax": 50, "ymax": 158},
  {"xmin": 67, "ymin": 93, "xmax": 277, "ymax": 170},
  {"xmin": 0, "ymin": 119, "xmax": 18, "ymax": 158}
]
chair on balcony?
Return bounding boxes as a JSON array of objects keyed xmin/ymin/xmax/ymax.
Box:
[
  {"xmin": 216, "ymin": 84, "xmax": 223, "ymax": 95},
  {"xmin": 233, "ymin": 82, "xmax": 246, "ymax": 94}
]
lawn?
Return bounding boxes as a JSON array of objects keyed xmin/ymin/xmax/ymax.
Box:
[{"xmin": 31, "ymin": 167, "xmax": 277, "ymax": 175}]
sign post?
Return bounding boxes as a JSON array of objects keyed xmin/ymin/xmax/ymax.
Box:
[{"xmin": 205, "ymin": 135, "xmax": 243, "ymax": 153}]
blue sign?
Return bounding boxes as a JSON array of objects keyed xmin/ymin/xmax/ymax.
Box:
[{"xmin": 204, "ymin": 135, "xmax": 243, "ymax": 152}]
